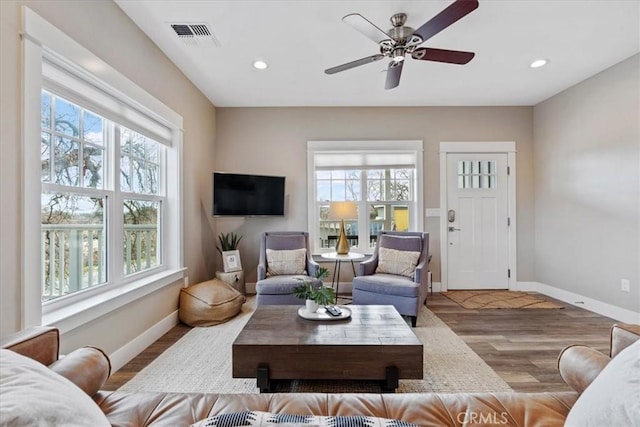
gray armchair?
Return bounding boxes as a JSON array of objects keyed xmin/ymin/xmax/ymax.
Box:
[
  {"xmin": 352, "ymin": 231, "xmax": 429, "ymax": 327},
  {"xmin": 256, "ymin": 231, "xmax": 321, "ymax": 305}
]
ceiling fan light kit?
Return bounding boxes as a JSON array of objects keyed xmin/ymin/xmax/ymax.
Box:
[{"xmin": 325, "ymin": 0, "xmax": 479, "ymax": 90}]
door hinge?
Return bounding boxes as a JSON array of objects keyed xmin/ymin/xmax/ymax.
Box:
[
  {"xmin": 507, "ymin": 166, "xmax": 511, "ymax": 175},
  {"xmin": 507, "ymin": 217, "xmax": 511, "ymax": 226},
  {"xmin": 508, "ymin": 269, "xmax": 511, "ymax": 278}
]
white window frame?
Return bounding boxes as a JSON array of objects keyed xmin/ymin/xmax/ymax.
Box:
[
  {"xmin": 21, "ymin": 7, "xmax": 184, "ymax": 333},
  {"xmin": 307, "ymin": 140, "xmax": 424, "ymax": 254}
]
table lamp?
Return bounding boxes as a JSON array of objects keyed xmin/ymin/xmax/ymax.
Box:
[{"xmin": 329, "ymin": 201, "xmax": 357, "ymax": 255}]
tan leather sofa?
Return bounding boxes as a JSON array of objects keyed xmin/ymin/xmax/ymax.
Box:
[{"xmin": 2, "ymin": 323, "xmax": 639, "ymax": 427}]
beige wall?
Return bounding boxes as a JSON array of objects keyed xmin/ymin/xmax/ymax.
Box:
[
  {"xmin": 533, "ymin": 54, "xmax": 640, "ymax": 312},
  {"xmin": 214, "ymin": 107, "xmax": 535, "ymax": 284},
  {"xmin": 0, "ymin": 0, "xmax": 217, "ymax": 352}
]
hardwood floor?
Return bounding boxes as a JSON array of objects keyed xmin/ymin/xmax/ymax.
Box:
[
  {"xmin": 427, "ymin": 292, "xmax": 616, "ymax": 392},
  {"xmin": 103, "ymin": 323, "xmax": 191, "ymax": 391},
  {"xmin": 104, "ymin": 292, "xmax": 618, "ymax": 392}
]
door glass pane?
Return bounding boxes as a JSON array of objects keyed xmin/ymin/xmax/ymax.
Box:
[{"xmin": 457, "ymin": 160, "xmax": 496, "ymax": 189}]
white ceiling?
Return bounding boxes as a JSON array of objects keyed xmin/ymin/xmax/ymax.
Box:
[{"xmin": 115, "ymin": 0, "xmax": 640, "ymax": 107}]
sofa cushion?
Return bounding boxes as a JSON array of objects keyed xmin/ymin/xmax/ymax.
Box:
[
  {"xmin": 265, "ymin": 234, "xmax": 306, "ymax": 250},
  {"xmin": 376, "ymin": 247, "xmax": 421, "ymax": 278},
  {"xmin": 564, "ymin": 339, "xmax": 640, "ymax": 426},
  {"xmin": 0, "ymin": 349, "xmax": 110, "ymax": 426},
  {"xmin": 378, "ymin": 234, "xmax": 422, "ymax": 252},
  {"xmin": 352, "ymin": 273, "xmax": 419, "ymax": 298},
  {"xmin": 266, "ymin": 248, "xmax": 307, "ymax": 275},
  {"xmin": 191, "ymin": 410, "xmax": 419, "ymax": 427},
  {"xmin": 179, "ymin": 279, "xmax": 246, "ymax": 327}
]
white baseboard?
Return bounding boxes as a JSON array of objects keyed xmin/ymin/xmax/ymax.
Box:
[
  {"xmin": 517, "ymin": 281, "xmax": 640, "ymax": 324},
  {"xmin": 431, "ymin": 281, "xmax": 443, "ymax": 293},
  {"xmin": 108, "ymin": 310, "xmax": 179, "ymax": 372},
  {"xmin": 246, "ymin": 282, "xmax": 256, "ymax": 294},
  {"xmin": 512, "ymin": 281, "xmax": 539, "ymax": 292}
]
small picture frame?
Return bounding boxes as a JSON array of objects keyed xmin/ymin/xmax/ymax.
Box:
[{"xmin": 222, "ymin": 250, "xmax": 242, "ymax": 272}]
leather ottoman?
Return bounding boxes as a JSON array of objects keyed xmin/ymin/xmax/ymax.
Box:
[{"xmin": 179, "ymin": 278, "xmax": 246, "ymax": 326}]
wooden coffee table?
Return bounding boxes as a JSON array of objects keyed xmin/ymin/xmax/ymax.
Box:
[{"xmin": 232, "ymin": 305, "xmax": 423, "ymax": 392}]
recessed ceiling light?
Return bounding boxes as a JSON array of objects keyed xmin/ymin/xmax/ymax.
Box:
[
  {"xmin": 252, "ymin": 60, "xmax": 268, "ymax": 70},
  {"xmin": 530, "ymin": 59, "xmax": 549, "ymax": 69}
]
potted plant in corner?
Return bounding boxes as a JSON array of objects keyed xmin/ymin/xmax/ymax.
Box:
[
  {"xmin": 292, "ymin": 267, "xmax": 334, "ymax": 313},
  {"xmin": 216, "ymin": 232, "xmax": 243, "ymax": 272}
]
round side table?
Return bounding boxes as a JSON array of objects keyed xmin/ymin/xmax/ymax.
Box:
[{"xmin": 320, "ymin": 252, "xmax": 366, "ymax": 303}]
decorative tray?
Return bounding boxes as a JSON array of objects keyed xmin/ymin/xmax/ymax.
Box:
[{"xmin": 297, "ymin": 306, "xmax": 352, "ymax": 321}]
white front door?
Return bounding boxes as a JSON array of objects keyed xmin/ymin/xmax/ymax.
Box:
[{"xmin": 445, "ymin": 153, "xmax": 510, "ymax": 289}]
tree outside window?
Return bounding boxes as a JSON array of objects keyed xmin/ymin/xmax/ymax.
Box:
[{"xmin": 40, "ymin": 91, "xmax": 164, "ymax": 302}]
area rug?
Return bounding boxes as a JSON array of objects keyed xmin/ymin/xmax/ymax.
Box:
[
  {"xmin": 442, "ymin": 290, "xmax": 564, "ymax": 309},
  {"xmin": 118, "ymin": 297, "xmax": 512, "ymax": 394}
]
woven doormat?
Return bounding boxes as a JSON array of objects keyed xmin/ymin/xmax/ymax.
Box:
[{"xmin": 442, "ymin": 290, "xmax": 564, "ymax": 309}]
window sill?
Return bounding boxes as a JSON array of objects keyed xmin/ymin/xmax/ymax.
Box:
[{"xmin": 43, "ymin": 268, "xmax": 186, "ymax": 334}]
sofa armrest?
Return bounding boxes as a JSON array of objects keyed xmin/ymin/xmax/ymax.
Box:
[
  {"xmin": 610, "ymin": 323, "xmax": 640, "ymax": 357},
  {"xmin": 257, "ymin": 262, "xmax": 267, "ymax": 280},
  {"xmin": 306, "ymin": 256, "xmax": 320, "ymax": 277},
  {"xmin": 0, "ymin": 326, "xmax": 59, "ymax": 366},
  {"xmin": 359, "ymin": 255, "xmax": 377, "ymax": 276},
  {"xmin": 557, "ymin": 344, "xmax": 610, "ymax": 394},
  {"xmin": 413, "ymin": 254, "xmax": 429, "ymax": 286},
  {"xmin": 49, "ymin": 346, "xmax": 111, "ymax": 397}
]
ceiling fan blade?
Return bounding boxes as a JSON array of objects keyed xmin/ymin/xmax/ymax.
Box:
[
  {"xmin": 325, "ymin": 54, "xmax": 385, "ymax": 75},
  {"xmin": 343, "ymin": 13, "xmax": 392, "ymax": 44},
  {"xmin": 385, "ymin": 61, "xmax": 404, "ymax": 90},
  {"xmin": 413, "ymin": 0, "xmax": 479, "ymax": 43},
  {"xmin": 411, "ymin": 47, "xmax": 475, "ymax": 64}
]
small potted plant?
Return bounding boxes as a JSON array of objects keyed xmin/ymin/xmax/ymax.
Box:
[
  {"xmin": 216, "ymin": 232, "xmax": 243, "ymax": 273},
  {"xmin": 216, "ymin": 232, "xmax": 242, "ymax": 254},
  {"xmin": 292, "ymin": 267, "xmax": 334, "ymax": 313}
]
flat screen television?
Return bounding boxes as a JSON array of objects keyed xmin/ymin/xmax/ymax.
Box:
[{"xmin": 213, "ymin": 172, "xmax": 285, "ymax": 216}]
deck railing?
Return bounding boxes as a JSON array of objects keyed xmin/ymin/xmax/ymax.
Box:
[
  {"xmin": 41, "ymin": 223, "xmax": 157, "ymax": 301},
  {"xmin": 318, "ymin": 219, "xmax": 387, "ymax": 250}
]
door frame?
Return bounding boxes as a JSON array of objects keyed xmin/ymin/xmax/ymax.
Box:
[{"xmin": 439, "ymin": 141, "xmax": 517, "ymax": 291}]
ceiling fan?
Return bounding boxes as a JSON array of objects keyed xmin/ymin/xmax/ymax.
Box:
[{"xmin": 325, "ymin": 0, "xmax": 479, "ymax": 90}]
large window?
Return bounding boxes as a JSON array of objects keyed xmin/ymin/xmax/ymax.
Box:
[
  {"xmin": 40, "ymin": 93, "xmax": 166, "ymax": 302},
  {"xmin": 22, "ymin": 7, "xmax": 183, "ymax": 329},
  {"xmin": 307, "ymin": 141, "xmax": 424, "ymax": 253}
]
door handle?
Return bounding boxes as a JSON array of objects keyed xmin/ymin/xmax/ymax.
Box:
[{"xmin": 448, "ymin": 226, "xmax": 461, "ymax": 232}]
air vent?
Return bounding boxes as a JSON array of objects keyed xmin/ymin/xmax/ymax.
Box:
[{"xmin": 170, "ymin": 23, "xmax": 219, "ymax": 47}]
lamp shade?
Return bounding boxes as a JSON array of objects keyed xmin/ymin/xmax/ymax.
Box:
[{"xmin": 328, "ymin": 201, "xmax": 357, "ymax": 220}]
